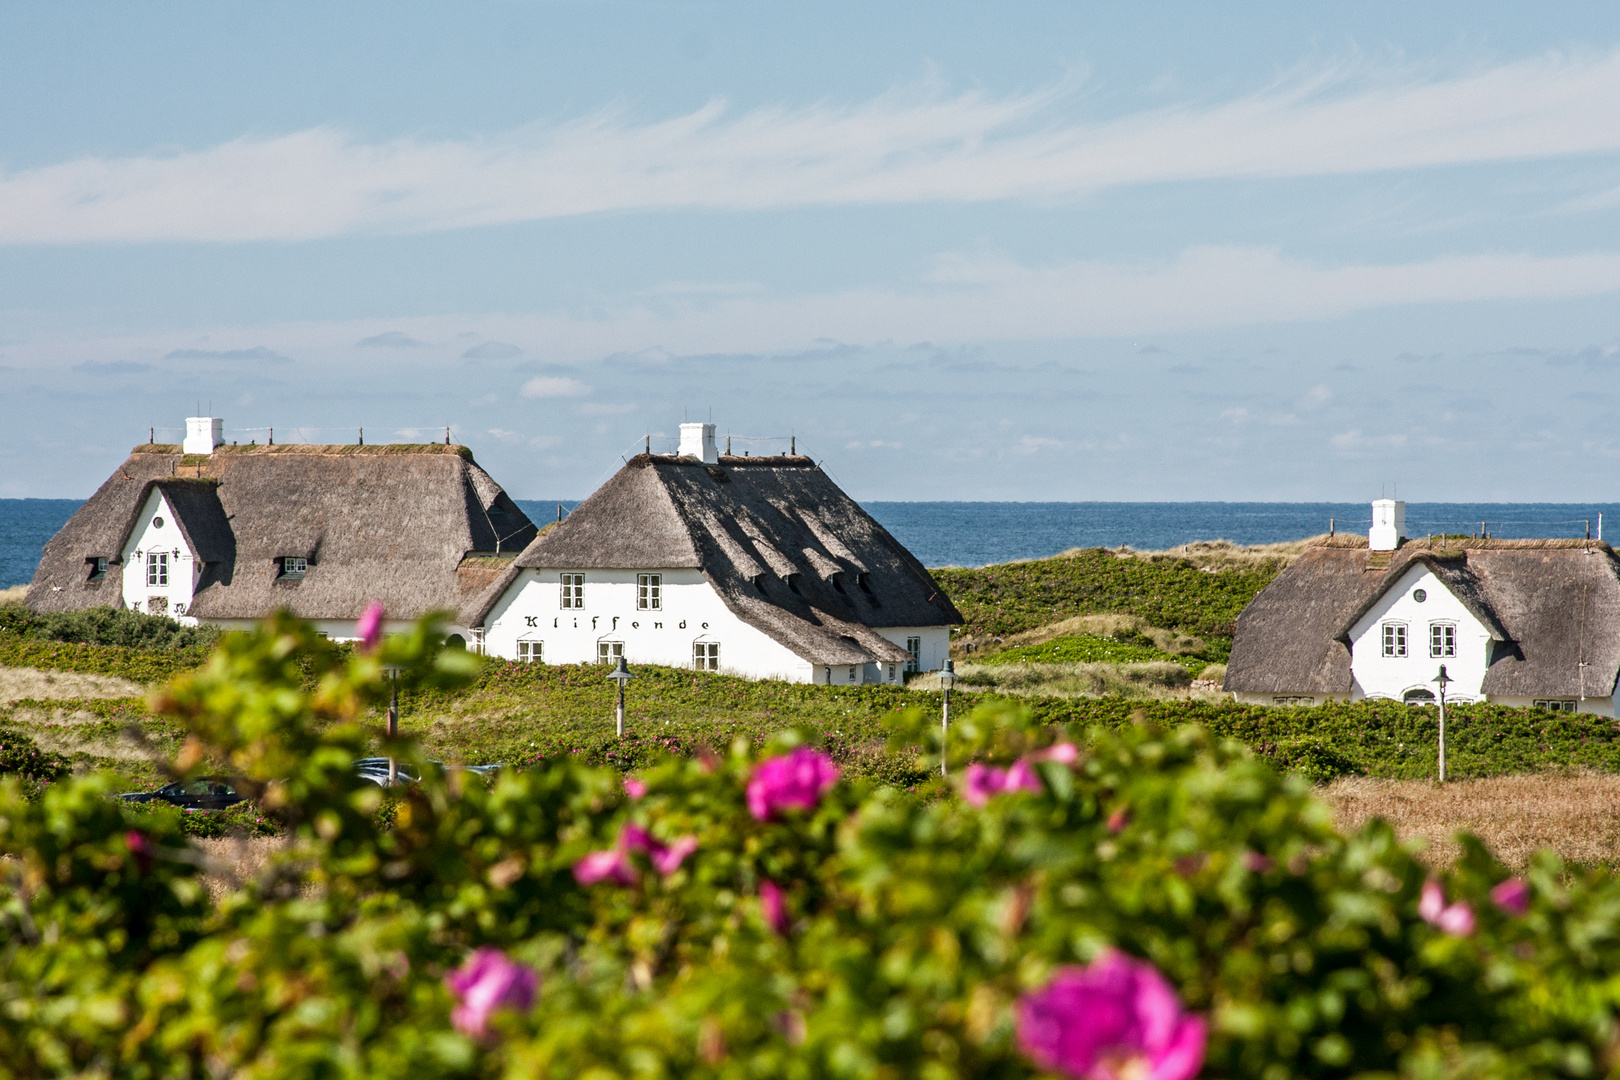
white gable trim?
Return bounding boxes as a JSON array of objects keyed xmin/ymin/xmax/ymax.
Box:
[{"xmin": 1347, "ymin": 563, "xmax": 1491, "ymax": 703}]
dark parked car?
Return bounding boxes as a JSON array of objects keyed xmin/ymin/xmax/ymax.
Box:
[
  {"xmin": 353, "ymin": 758, "xmax": 502, "ymax": 787},
  {"xmin": 118, "ymin": 778, "xmax": 245, "ymax": 811}
]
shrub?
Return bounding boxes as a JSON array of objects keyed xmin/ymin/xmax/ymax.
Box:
[
  {"xmin": 0, "ymin": 728, "xmax": 69, "ymax": 781},
  {"xmin": 1254, "ymin": 734, "xmax": 1363, "ymax": 783},
  {"xmin": 0, "ymin": 604, "xmax": 220, "ymax": 650},
  {"xmin": 1, "ymin": 612, "xmax": 1619, "ymax": 1077}
]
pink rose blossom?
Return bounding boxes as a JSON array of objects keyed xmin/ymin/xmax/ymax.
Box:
[
  {"xmin": 652, "ymin": 835, "xmax": 699, "ymax": 876},
  {"xmin": 1017, "ymin": 952, "xmax": 1207, "ymax": 1080},
  {"xmin": 1106, "ymin": 806, "xmax": 1131, "ymax": 833},
  {"xmin": 572, "ymin": 848, "xmax": 635, "ymax": 886},
  {"xmin": 356, "ymin": 601, "xmax": 386, "ymax": 651},
  {"xmin": 1419, "ymin": 880, "xmax": 1476, "ymax": 937},
  {"xmin": 962, "ymin": 759, "xmax": 1045, "ymax": 807},
  {"xmin": 445, "ymin": 948, "xmax": 538, "ymax": 1039},
  {"xmin": 1033, "ymin": 742, "xmax": 1081, "ymax": 765},
  {"xmin": 124, "ymin": 830, "xmax": 154, "ymax": 873},
  {"xmin": 1490, "ymin": 878, "xmax": 1530, "ymax": 915},
  {"xmin": 759, "ymin": 879, "xmax": 790, "ymax": 935},
  {"xmin": 1242, "ymin": 851, "xmax": 1274, "ymax": 874},
  {"xmin": 746, "ymin": 748, "xmax": 840, "ymax": 821},
  {"xmin": 623, "ymin": 777, "xmax": 648, "ymax": 800}
]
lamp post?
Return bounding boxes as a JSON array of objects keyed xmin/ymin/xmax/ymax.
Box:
[
  {"xmin": 938, "ymin": 658, "xmax": 956, "ymax": 777},
  {"xmin": 607, "ymin": 656, "xmax": 634, "ymax": 738},
  {"xmin": 383, "ymin": 664, "xmax": 405, "ymax": 785},
  {"xmin": 1433, "ymin": 664, "xmax": 1453, "ymax": 784}
]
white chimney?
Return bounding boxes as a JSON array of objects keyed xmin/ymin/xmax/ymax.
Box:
[
  {"xmin": 1370, "ymin": 499, "xmax": 1405, "ymax": 551},
  {"xmin": 183, "ymin": 416, "xmax": 224, "ymax": 455},
  {"xmin": 678, "ymin": 422, "xmax": 719, "ymax": 464}
]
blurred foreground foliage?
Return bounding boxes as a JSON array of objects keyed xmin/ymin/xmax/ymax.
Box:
[{"xmin": 4, "ymin": 613, "xmax": 1620, "ymax": 1078}]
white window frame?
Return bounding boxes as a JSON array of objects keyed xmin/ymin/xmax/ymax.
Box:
[
  {"xmin": 847, "ymin": 665, "xmax": 859, "ymax": 683},
  {"xmin": 905, "ymin": 636, "xmax": 922, "ymax": 674},
  {"xmin": 1429, "ymin": 622, "xmax": 1455, "ymax": 658},
  {"xmin": 1533, "ymin": 699, "xmax": 1577, "ymax": 712},
  {"xmin": 1381, "ymin": 622, "xmax": 1406, "ymax": 658},
  {"xmin": 560, "ymin": 573, "xmax": 585, "ymax": 609},
  {"xmin": 693, "ymin": 641, "xmax": 719, "ymax": 671},
  {"xmin": 637, "ymin": 573, "xmax": 662, "ymax": 610},
  {"xmin": 597, "ymin": 640, "xmax": 624, "ymax": 664},
  {"xmin": 147, "ymin": 551, "xmax": 168, "ymax": 587},
  {"xmin": 89, "ymin": 557, "xmax": 108, "ymax": 580},
  {"xmin": 516, "ymin": 640, "xmax": 543, "ymax": 663},
  {"xmin": 281, "ymin": 556, "xmax": 308, "ymax": 577}
]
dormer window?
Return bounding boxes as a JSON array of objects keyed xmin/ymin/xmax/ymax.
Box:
[
  {"xmin": 752, "ymin": 573, "xmax": 767, "ymax": 595},
  {"xmin": 87, "ymin": 557, "xmax": 108, "ymax": 581},
  {"xmin": 786, "ymin": 573, "xmax": 802, "ymax": 596},
  {"xmin": 856, "ymin": 572, "xmax": 879, "ymax": 606},
  {"xmin": 830, "ymin": 572, "xmax": 846, "ymax": 594},
  {"xmin": 278, "ymin": 556, "xmax": 307, "ymax": 579}
]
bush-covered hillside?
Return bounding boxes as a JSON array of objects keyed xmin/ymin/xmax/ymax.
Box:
[
  {"xmin": 932, "ymin": 547, "xmax": 1284, "ymax": 642},
  {"xmin": 0, "ymin": 603, "xmax": 220, "ymax": 651}
]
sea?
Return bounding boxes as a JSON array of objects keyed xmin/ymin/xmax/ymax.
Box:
[{"xmin": 6, "ymin": 497, "xmax": 1620, "ymax": 590}]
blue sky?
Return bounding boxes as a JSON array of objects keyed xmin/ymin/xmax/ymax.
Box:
[{"xmin": 4, "ymin": 2, "xmax": 1620, "ymax": 501}]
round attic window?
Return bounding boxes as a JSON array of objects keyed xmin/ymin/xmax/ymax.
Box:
[
  {"xmin": 152, "ymin": 517, "xmax": 165, "ymax": 529},
  {"xmin": 1413, "ymin": 588, "xmax": 1427, "ymax": 603}
]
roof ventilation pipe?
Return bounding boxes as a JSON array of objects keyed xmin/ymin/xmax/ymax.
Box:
[
  {"xmin": 678, "ymin": 422, "xmax": 719, "ymax": 464},
  {"xmin": 183, "ymin": 416, "xmax": 224, "ymax": 455},
  {"xmin": 1370, "ymin": 499, "xmax": 1405, "ymax": 551}
]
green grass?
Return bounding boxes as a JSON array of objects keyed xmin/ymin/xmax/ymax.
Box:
[
  {"xmin": 979, "ymin": 633, "xmax": 1207, "ymax": 672},
  {"xmin": 932, "ymin": 547, "xmax": 1284, "ymax": 645}
]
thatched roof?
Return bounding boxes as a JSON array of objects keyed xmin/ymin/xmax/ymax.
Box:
[
  {"xmin": 28, "ymin": 443, "xmax": 536, "ymax": 622},
  {"xmin": 464, "ymin": 453, "xmax": 961, "ymax": 666},
  {"xmin": 1224, "ymin": 539, "xmax": 1620, "ymax": 698}
]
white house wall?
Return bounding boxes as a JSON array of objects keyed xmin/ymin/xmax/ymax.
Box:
[
  {"xmin": 484, "ymin": 568, "xmax": 820, "ymax": 682},
  {"xmin": 1348, "ymin": 564, "xmax": 1492, "ymax": 703},
  {"xmin": 874, "ymin": 626, "xmax": 951, "ymax": 675},
  {"xmin": 120, "ymin": 490, "xmax": 200, "ymax": 626}
]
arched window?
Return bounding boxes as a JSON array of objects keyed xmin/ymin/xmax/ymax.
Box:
[{"xmin": 1402, "ymin": 688, "xmax": 1435, "ymax": 706}]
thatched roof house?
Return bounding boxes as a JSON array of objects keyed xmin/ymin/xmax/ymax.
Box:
[
  {"xmin": 28, "ymin": 418, "xmax": 536, "ymax": 638},
  {"xmin": 1225, "ymin": 500, "xmax": 1620, "ymax": 714},
  {"xmin": 466, "ymin": 422, "xmax": 959, "ymax": 683}
]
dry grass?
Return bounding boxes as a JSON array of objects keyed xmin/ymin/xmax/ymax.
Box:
[
  {"xmin": 913, "ymin": 660, "xmax": 1229, "ymax": 702},
  {"xmin": 987, "ymin": 614, "xmax": 1207, "ymax": 657},
  {"xmin": 1054, "ymin": 535, "xmax": 1337, "ymax": 571},
  {"xmin": 0, "ymin": 585, "xmax": 27, "ymax": 606},
  {"xmin": 1323, "ymin": 773, "xmax": 1620, "ymax": 869},
  {"xmin": 191, "ymin": 836, "xmax": 290, "ymax": 902},
  {"xmin": 0, "ymin": 665, "xmax": 145, "ymax": 704}
]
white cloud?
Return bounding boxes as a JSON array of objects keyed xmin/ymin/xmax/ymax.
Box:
[
  {"xmin": 9, "ymin": 51, "xmax": 1620, "ymax": 243},
  {"xmin": 519, "ymin": 376, "xmax": 591, "ymax": 398}
]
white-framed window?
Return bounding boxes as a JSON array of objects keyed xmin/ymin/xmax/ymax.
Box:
[
  {"xmin": 694, "ymin": 641, "xmax": 719, "ymax": 670},
  {"xmin": 905, "ymin": 636, "xmax": 922, "ymax": 674},
  {"xmin": 560, "ymin": 573, "xmax": 584, "ymax": 609},
  {"xmin": 637, "ymin": 573, "xmax": 662, "ymax": 610},
  {"xmin": 1429, "ymin": 622, "xmax": 1455, "ymax": 658},
  {"xmin": 88, "ymin": 557, "xmax": 108, "ymax": 581},
  {"xmin": 848, "ymin": 665, "xmax": 858, "ymax": 682},
  {"xmin": 516, "ymin": 640, "xmax": 543, "ymax": 663},
  {"xmin": 1272, "ymin": 696, "xmax": 1316, "ymax": 706},
  {"xmin": 147, "ymin": 551, "xmax": 168, "ymax": 587},
  {"xmin": 1381, "ymin": 622, "xmax": 1406, "ymax": 658},
  {"xmin": 597, "ymin": 641, "xmax": 624, "ymax": 664},
  {"xmin": 1534, "ymin": 699, "xmax": 1577, "ymax": 712},
  {"xmin": 280, "ymin": 556, "xmax": 307, "ymax": 578}
]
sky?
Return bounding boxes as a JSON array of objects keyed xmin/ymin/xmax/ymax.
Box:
[{"xmin": 3, "ymin": 2, "xmax": 1620, "ymax": 502}]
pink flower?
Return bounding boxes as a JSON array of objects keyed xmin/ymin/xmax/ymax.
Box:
[
  {"xmin": 1033, "ymin": 742, "xmax": 1081, "ymax": 765},
  {"xmin": 652, "ymin": 835, "xmax": 699, "ymax": 876},
  {"xmin": 124, "ymin": 830, "xmax": 154, "ymax": 873},
  {"xmin": 963, "ymin": 760, "xmax": 1045, "ymax": 807},
  {"xmin": 1242, "ymin": 851, "xmax": 1274, "ymax": 874},
  {"xmin": 445, "ymin": 948, "xmax": 538, "ymax": 1039},
  {"xmin": 746, "ymin": 748, "xmax": 841, "ymax": 821},
  {"xmin": 1419, "ymin": 880, "xmax": 1476, "ymax": 937},
  {"xmin": 1017, "ymin": 952, "xmax": 1207, "ymax": 1080},
  {"xmin": 356, "ymin": 601, "xmax": 385, "ymax": 651},
  {"xmin": 1106, "ymin": 806, "xmax": 1131, "ymax": 833},
  {"xmin": 623, "ymin": 777, "xmax": 648, "ymax": 800},
  {"xmin": 1490, "ymin": 877, "xmax": 1530, "ymax": 915},
  {"xmin": 572, "ymin": 848, "xmax": 635, "ymax": 886},
  {"xmin": 759, "ymin": 879, "xmax": 790, "ymax": 935}
]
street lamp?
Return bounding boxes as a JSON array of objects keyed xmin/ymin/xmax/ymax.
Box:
[
  {"xmin": 383, "ymin": 663, "xmax": 405, "ymax": 785},
  {"xmin": 938, "ymin": 658, "xmax": 956, "ymax": 777},
  {"xmin": 1432, "ymin": 664, "xmax": 1453, "ymax": 784},
  {"xmin": 607, "ymin": 656, "xmax": 634, "ymax": 738}
]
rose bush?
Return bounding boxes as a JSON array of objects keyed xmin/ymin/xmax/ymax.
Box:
[{"xmin": 2, "ymin": 611, "xmax": 1620, "ymax": 1078}]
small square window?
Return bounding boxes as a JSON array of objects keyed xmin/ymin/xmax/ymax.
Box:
[
  {"xmin": 146, "ymin": 551, "xmax": 168, "ymax": 587},
  {"xmin": 516, "ymin": 640, "xmax": 543, "ymax": 663},
  {"xmin": 87, "ymin": 557, "xmax": 108, "ymax": 581},
  {"xmin": 694, "ymin": 641, "xmax": 719, "ymax": 671},
  {"xmin": 1533, "ymin": 699, "xmax": 1577, "ymax": 712},
  {"xmin": 597, "ymin": 640, "xmax": 624, "ymax": 664},
  {"xmin": 280, "ymin": 556, "xmax": 307, "ymax": 578},
  {"xmin": 637, "ymin": 573, "xmax": 662, "ymax": 610},
  {"xmin": 1382, "ymin": 622, "xmax": 1406, "ymax": 658},
  {"xmin": 1429, "ymin": 623, "xmax": 1455, "ymax": 657},
  {"xmin": 561, "ymin": 573, "xmax": 585, "ymax": 609}
]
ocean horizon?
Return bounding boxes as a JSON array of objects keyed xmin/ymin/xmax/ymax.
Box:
[{"xmin": 5, "ymin": 497, "xmax": 1619, "ymax": 590}]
